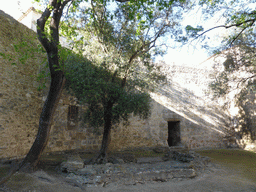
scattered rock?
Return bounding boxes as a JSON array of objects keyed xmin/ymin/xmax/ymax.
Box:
[
  {"xmin": 114, "ymin": 153, "xmax": 137, "ymax": 163},
  {"xmin": 77, "ymin": 165, "xmax": 97, "ymax": 175},
  {"xmin": 162, "ymin": 151, "xmax": 173, "ymax": 161},
  {"xmin": 172, "ymin": 151, "xmax": 194, "ymax": 163},
  {"xmin": 61, "ymin": 154, "xmax": 84, "ymax": 172},
  {"xmin": 105, "ymin": 163, "xmax": 113, "ymax": 166},
  {"xmin": 152, "ymin": 146, "xmax": 169, "ymax": 153},
  {"xmin": 57, "ymin": 150, "xmax": 212, "ymax": 187},
  {"xmin": 137, "ymin": 157, "xmax": 163, "ymax": 164},
  {"xmin": 108, "ymin": 157, "xmax": 124, "ymax": 164},
  {"xmin": 189, "ymin": 154, "xmax": 211, "ymax": 171}
]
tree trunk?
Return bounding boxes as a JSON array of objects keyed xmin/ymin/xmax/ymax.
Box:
[
  {"xmin": 19, "ymin": 55, "xmax": 65, "ymax": 172},
  {"xmin": 94, "ymin": 101, "xmax": 113, "ymax": 164},
  {"xmin": 18, "ymin": 0, "xmax": 68, "ymax": 172},
  {"xmin": 0, "ymin": 0, "xmax": 69, "ymax": 183}
]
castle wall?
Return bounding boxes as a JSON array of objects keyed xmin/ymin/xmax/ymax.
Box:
[
  {"xmin": 0, "ymin": 11, "xmax": 45, "ymax": 159},
  {"xmin": 0, "ymin": 11, "xmax": 229, "ymax": 161}
]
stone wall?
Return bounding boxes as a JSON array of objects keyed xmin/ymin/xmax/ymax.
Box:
[
  {"xmin": 0, "ymin": 11, "xmax": 229, "ymax": 161},
  {"xmin": 43, "ymin": 62, "xmax": 229, "ymax": 153},
  {"xmin": 0, "ymin": 10, "xmax": 45, "ymax": 159}
]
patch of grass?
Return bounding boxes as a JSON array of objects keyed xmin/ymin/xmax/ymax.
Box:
[{"xmin": 196, "ymin": 149, "xmax": 256, "ymax": 182}]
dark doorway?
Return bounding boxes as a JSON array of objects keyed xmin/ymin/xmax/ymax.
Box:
[{"xmin": 167, "ymin": 121, "xmax": 181, "ymax": 146}]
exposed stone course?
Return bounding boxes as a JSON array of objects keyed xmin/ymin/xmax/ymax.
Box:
[{"xmin": 60, "ymin": 152, "xmax": 211, "ymax": 187}]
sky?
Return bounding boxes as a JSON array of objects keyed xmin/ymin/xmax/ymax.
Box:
[
  {"xmin": 1, "ymin": 0, "xmax": 35, "ymax": 20},
  {"xmin": 0, "ymin": 0, "xmax": 223, "ymax": 67},
  {"xmin": 163, "ymin": 5, "xmax": 229, "ymax": 67}
]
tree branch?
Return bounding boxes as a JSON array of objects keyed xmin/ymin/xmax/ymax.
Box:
[
  {"xmin": 37, "ymin": 0, "xmax": 72, "ymax": 52},
  {"xmin": 50, "ymin": 0, "xmax": 72, "ymax": 47},
  {"xmin": 37, "ymin": 0, "xmax": 56, "ymax": 52},
  {"xmin": 64, "ymin": 0, "xmax": 73, "ymax": 18},
  {"xmin": 115, "ymin": 0, "xmax": 130, "ymax": 2},
  {"xmin": 229, "ymin": 20, "xmax": 255, "ymax": 45},
  {"xmin": 195, "ymin": 19, "xmax": 256, "ymax": 40},
  {"xmin": 238, "ymin": 74, "xmax": 256, "ymax": 87}
]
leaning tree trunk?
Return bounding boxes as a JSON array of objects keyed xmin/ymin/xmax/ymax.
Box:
[
  {"xmin": 94, "ymin": 101, "xmax": 113, "ymax": 164},
  {"xmin": 18, "ymin": 0, "xmax": 70, "ymax": 172},
  {"xmin": 19, "ymin": 68, "xmax": 65, "ymax": 171},
  {"xmin": 0, "ymin": 73, "xmax": 65, "ymax": 182},
  {"xmin": 0, "ymin": 1, "xmax": 69, "ymax": 184},
  {"xmin": 18, "ymin": 0, "xmax": 69, "ymax": 171}
]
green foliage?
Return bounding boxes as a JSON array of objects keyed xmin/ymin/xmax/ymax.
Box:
[
  {"xmin": 209, "ymin": 35, "xmax": 256, "ymax": 139},
  {"xmin": 235, "ymin": 80, "xmax": 256, "ymax": 139},
  {"xmin": 0, "ymin": 35, "xmax": 45, "ymax": 65},
  {"xmin": 177, "ymin": 25, "xmax": 204, "ymax": 43},
  {"xmin": 209, "ymin": 72, "xmax": 230, "ymax": 98},
  {"xmin": 197, "ymin": 0, "xmax": 256, "ymax": 45},
  {"xmin": 0, "ymin": 32, "xmax": 49, "ymax": 91},
  {"xmin": 64, "ymin": 54, "xmax": 151, "ymax": 130},
  {"xmin": 36, "ymin": 61, "xmax": 50, "ymax": 91},
  {"xmin": 59, "ymin": 0, "xmax": 181, "ymax": 137},
  {"xmin": 185, "ymin": 25, "xmax": 204, "ymax": 38},
  {"xmin": 194, "ymin": 0, "xmax": 256, "ymax": 140}
]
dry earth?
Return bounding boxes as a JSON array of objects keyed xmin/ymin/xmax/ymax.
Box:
[
  {"xmin": 86, "ymin": 163, "xmax": 256, "ymax": 192},
  {"xmin": 1, "ymin": 159, "xmax": 256, "ymax": 192}
]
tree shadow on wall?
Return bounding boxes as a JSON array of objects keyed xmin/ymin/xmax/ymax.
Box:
[{"xmin": 153, "ymin": 79, "xmax": 231, "ymax": 135}]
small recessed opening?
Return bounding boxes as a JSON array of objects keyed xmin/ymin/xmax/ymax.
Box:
[
  {"xmin": 167, "ymin": 121, "xmax": 181, "ymax": 147},
  {"xmin": 67, "ymin": 105, "xmax": 79, "ymax": 130}
]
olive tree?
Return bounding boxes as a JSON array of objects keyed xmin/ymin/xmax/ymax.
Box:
[
  {"xmin": 64, "ymin": 0, "xmax": 187, "ymax": 163},
  {"xmin": 0, "ymin": 0, "xmax": 193, "ymax": 183}
]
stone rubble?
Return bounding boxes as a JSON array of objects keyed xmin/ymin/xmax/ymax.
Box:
[
  {"xmin": 61, "ymin": 154, "xmax": 84, "ymax": 172},
  {"xmin": 61, "ymin": 151, "xmax": 211, "ymax": 187}
]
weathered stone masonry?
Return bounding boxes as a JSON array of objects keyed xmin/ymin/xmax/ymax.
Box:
[{"xmin": 0, "ymin": 11, "xmax": 229, "ymax": 160}]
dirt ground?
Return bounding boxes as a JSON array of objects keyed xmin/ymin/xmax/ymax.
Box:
[
  {"xmin": 0, "ymin": 160, "xmax": 256, "ymax": 192},
  {"xmin": 1, "ymin": 149, "xmax": 256, "ymax": 192},
  {"xmin": 86, "ymin": 163, "xmax": 256, "ymax": 192}
]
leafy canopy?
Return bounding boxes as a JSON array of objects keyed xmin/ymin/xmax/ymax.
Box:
[
  {"xmin": 209, "ymin": 33, "xmax": 256, "ymax": 139},
  {"xmin": 62, "ymin": 0, "xmax": 187, "ymax": 130},
  {"xmin": 64, "ymin": 54, "xmax": 151, "ymax": 129}
]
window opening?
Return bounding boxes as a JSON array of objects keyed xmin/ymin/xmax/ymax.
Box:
[{"xmin": 67, "ymin": 105, "xmax": 78, "ymax": 130}]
